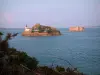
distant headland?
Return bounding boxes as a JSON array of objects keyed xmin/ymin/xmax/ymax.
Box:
[
  {"xmin": 69, "ymin": 26, "xmax": 84, "ymax": 32},
  {"xmin": 22, "ymin": 23, "xmax": 61, "ymax": 36}
]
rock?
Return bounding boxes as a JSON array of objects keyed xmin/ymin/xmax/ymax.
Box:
[{"xmin": 22, "ymin": 24, "xmax": 61, "ymax": 36}]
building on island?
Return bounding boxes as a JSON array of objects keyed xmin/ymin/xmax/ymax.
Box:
[
  {"xmin": 69, "ymin": 26, "xmax": 84, "ymax": 32},
  {"xmin": 25, "ymin": 25, "xmax": 31, "ymax": 32}
]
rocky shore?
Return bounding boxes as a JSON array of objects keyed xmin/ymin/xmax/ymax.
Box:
[{"xmin": 22, "ymin": 23, "xmax": 61, "ymax": 36}]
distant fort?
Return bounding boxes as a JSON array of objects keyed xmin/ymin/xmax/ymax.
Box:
[
  {"xmin": 69, "ymin": 26, "xmax": 84, "ymax": 32},
  {"xmin": 22, "ymin": 23, "xmax": 61, "ymax": 36}
]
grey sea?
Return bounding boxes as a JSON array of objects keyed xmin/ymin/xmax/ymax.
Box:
[{"xmin": 1, "ymin": 28, "xmax": 100, "ymax": 75}]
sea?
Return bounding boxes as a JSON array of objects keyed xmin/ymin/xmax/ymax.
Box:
[{"xmin": 0, "ymin": 28, "xmax": 100, "ymax": 75}]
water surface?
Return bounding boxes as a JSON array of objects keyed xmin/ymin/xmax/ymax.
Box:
[{"xmin": 1, "ymin": 28, "xmax": 100, "ymax": 75}]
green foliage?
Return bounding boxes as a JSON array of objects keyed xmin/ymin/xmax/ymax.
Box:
[
  {"xmin": 39, "ymin": 29, "xmax": 44, "ymax": 33},
  {"xmin": 25, "ymin": 56, "xmax": 38, "ymax": 70},
  {"xmin": 8, "ymin": 48, "xmax": 38, "ymax": 70},
  {"xmin": 0, "ymin": 32, "xmax": 3, "ymax": 35},
  {"xmin": 38, "ymin": 25, "xmax": 41, "ymax": 30},
  {"xmin": 39, "ymin": 66, "xmax": 61, "ymax": 75},
  {"xmin": 0, "ymin": 33, "xmax": 38, "ymax": 75},
  {"xmin": 32, "ymin": 29, "xmax": 34, "ymax": 33},
  {"xmin": 38, "ymin": 26, "xmax": 43, "ymax": 33},
  {"xmin": 38, "ymin": 26, "xmax": 46, "ymax": 33},
  {"xmin": 47, "ymin": 29, "xmax": 52, "ymax": 33},
  {"xmin": 56, "ymin": 65, "xmax": 65, "ymax": 72}
]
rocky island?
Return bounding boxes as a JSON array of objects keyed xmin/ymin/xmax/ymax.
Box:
[
  {"xmin": 22, "ymin": 23, "xmax": 61, "ymax": 36},
  {"xmin": 69, "ymin": 26, "xmax": 84, "ymax": 32}
]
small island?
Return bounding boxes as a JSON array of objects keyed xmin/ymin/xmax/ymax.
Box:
[
  {"xmin": 22, "ymin": 23, "xmax": 61, "ymax": 36},
  {"xmin": 69, "ymin": 26, "xmax": 84, "ymax": 32}
]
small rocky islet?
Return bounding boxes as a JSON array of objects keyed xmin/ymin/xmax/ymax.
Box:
[
  {"xmin": 22, "ymin": 23, "xmax": 61, "ymax": 36},
  {"xmin": 69, "ymin": 26, "xmax": 84, "ymax": 32}
]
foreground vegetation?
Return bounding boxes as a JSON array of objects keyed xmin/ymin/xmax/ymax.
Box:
[{"xmin": 0, "ymin": 32, "xmax": 85, "ymax": 75}]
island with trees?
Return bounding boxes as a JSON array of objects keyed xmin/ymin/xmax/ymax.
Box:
[{"xmin": 22, "ymin": 23, "xmax": 61, "ymax": 36}]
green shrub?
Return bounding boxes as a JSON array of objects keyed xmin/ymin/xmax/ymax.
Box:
[
  {"xmin": 0, "ymin": 32, "xmax": 38, "ymax": 72},
  {"xmin": 32, "ymin": 29, "xmax": 34, "ymax": 33},
  {"xmin": 8, "ymin": 48, "xmax": 38, "ymax": 70},
  {"xmin": 47, "ymin": 29, "xmax": 52, "ymax": 33},
  {"xmin": 39, "ymin": 29, "xmax": 44, "ymax": 33},
  {"xmin": 25, "ymin": 56, "xmax": 38, "ymax": 70},
  {"xmin": 0, "ymin": 32, "xmax": 3, "ymax": 35},
  {"xmin": 56, "ymin": 65, "xmax": 65, "ymax": 72}
]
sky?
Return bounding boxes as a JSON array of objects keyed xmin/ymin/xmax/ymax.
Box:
[{"xmin": 0, "ymin": 0, "xmax": 100, "ymax": 28}]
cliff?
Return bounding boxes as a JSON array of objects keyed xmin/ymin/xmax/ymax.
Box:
[
  {"xmin": 69, "ymin": 26, "xmax": 84, "ymax": 32},
  {"xmin": 22, "ymin": 23, "xmax": 61, "ymax": 36}
]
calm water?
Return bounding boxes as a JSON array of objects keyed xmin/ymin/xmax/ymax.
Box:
[{"xmin": 1, "ymin": 28, "xmax": 100, "ymax": 75}]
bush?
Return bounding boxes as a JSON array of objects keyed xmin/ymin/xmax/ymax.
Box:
[
  {"xmin": 47, "ymin": 29, "xmax": 52, "ymax": 33},
  {"xmin": 56, "ymin": 65, "xmax": 65, "ymax": 72},
  {"xmin": 0, "ymin": 32, "xmax": 3, "ymax": 35},
  {"xmin": 8, "ymin": 48, "xmax": 38, "ymax": 70},
  {"xmin": 0, "ymin": 32, "xmax": 38, "ymax": 73},
  {"xmin": 32, "ymin": 29, "xmax": 34, "ymax": 33},
  {"xmin": 25, "ymin": 56, "xmax": 38, "ymax": 70}
]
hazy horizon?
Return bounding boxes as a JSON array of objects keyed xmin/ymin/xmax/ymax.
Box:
[{"xmin": 0, "ymin": 0, "xmax": 100, "ymax": 28}]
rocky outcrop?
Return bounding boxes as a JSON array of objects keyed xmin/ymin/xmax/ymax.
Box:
[
  {"xmin": 69, "ymin": 26, "xmax": 84, "ymax": 32},
  {"xmin": 22, "ymin": 23, "xmax": 61, "ymax": 36}
]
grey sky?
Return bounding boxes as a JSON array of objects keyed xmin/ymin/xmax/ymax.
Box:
[{"xmin": 0, "ymin": 0, "xmax": 100, "ymax": 28}]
